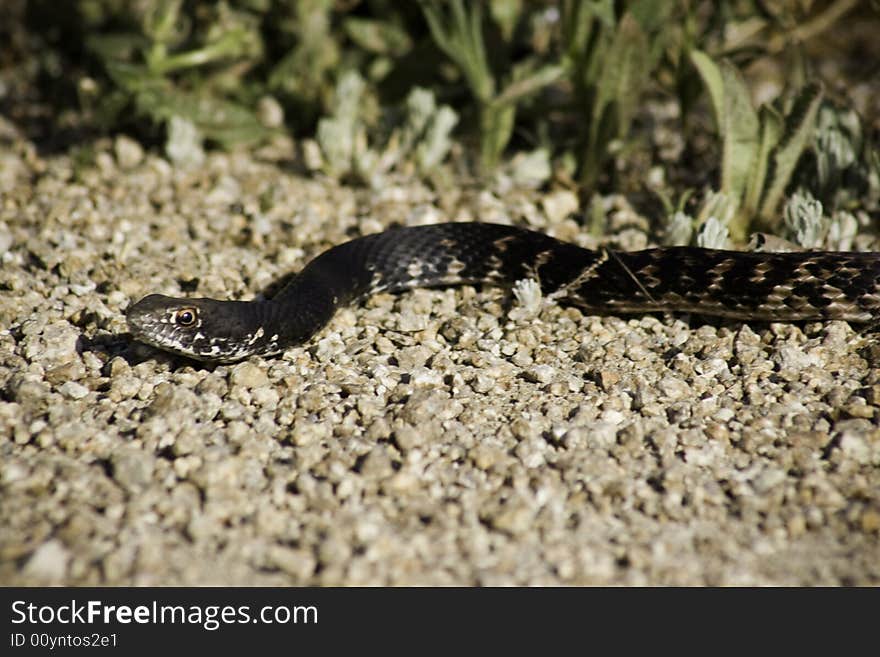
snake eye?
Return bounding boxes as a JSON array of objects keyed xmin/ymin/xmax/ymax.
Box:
[{"xmin": 175, "ymin": 308, "xmax": 197, "ymax": 326}]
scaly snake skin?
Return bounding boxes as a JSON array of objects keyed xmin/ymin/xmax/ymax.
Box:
[{"xmin": 126, "ymin": 222, "xmax": 880, "ymax": 362}]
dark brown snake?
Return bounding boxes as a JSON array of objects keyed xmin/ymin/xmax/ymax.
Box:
[{"xmin": 125, "ymin": 222, "xmax": 880, "ymax": 362}]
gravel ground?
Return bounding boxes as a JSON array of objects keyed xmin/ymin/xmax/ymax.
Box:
[{"xmin": 1, "ymin": 127, "xmax": 879, "ymax": 586}]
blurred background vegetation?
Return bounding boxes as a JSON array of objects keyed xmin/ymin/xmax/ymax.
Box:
[{"xmin": 1, "ymin": 0, "xmax": 878, "ymax": 244}]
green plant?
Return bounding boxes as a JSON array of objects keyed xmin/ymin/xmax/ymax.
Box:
[
  {"xmin": 782, "ymin": 188, "xmax": 825, "ymax": 248},
  {"xmin": 315, "ymin": 70, "xmax": 368, "ymax": 179},
  {"xmin": 690, "ymin": 50, "xmax": 823, "ymax": 240},
  {"xmin": 799, "ymin": 103, "xmax": 880, "ymax": 214},
  {"xmin": 710, "ymin": 0, "xmax": 862, "ymax": 58},
  {"xmin": 266, "ymin": 0, "xmax": 341, "ymax": 128},
  {"xmin": 312, "ymin": 73, "xmax": 458, "ymax": 185},
  {"xmin": 83, "ymin": 0, "xmax": 271, "ymax": 147},
  {"xmin": 696, "ymin": 214, "xmax": 730, "ymax": 249},
  {"xmin": 419, "ymin": 0, "xmax": 564, "ymax": 172},
  {"xmin": 562, "ymin": 0, "xmax": 677, "ymax": 188}
]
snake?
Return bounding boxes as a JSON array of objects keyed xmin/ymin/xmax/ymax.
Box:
[{"xmin": 125, "ymin": 222, "xmax": 880, "ymax": 362}]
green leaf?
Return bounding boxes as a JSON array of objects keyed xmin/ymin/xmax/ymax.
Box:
[
  {"xmin": 689, "ymin": 50, "xmax": 724, "ymax": 133},
  {"xmin": 590, "ymin": 13, "xmax": 649, "ymax": 146},
  {"xmin": 742, "ymin": 105, "xmax": 783, "ymax": 217},
  {"xmin": 480, "ymin": 104, "xmax": 515, "ymax": 171},
  {"xmin": 758, "ymin": 82, "xmax": 824, "ymax": 222},
  {"xmin": 691, "ymin": 55, "xmax": 760, "ymax": 240},
  {"xmin": 718, "ymin": 60, "xmax": 760, "ymax": 200},
  {"xmin": 561, "ymin": 0, "xmax": 613, "ymax": 67},
  {"xmin": 491, "ymin": 63, "xmax": 565, "ymax": 109},
  {"xmin": 420, "ymin": 0, "xmax": 494, "ymax": 102},
  {"xmin": 627, "ymin": 0, "xmax": 675, "ymax": 32},
  {"xmin": 85, "ymin": 32, "xmax": 149, "ymax": 63},
  {"xmin": 580, "ymin": 12, "xmax": 649, "ymax": 185},
  {"xmin": 343, "ymin": 17, "xmax": 412, "ymax": 56},
  {"xmin": 488, "ymin": 0, "xmax": 522, "ymax": 43},
  {"xmin": 151, "ymin": 27, "xmax": 257, "ymax": 74},
  {"xmin": 132, "ymin": 82, "xmax": 270, "ymax": 148},
  {"xmin": 417, "ymin": 105, "xmax": 458, "ymax": 172},
  {"xmin": 105, "ymin": 61, "xmax": 161, "ymax": 94}
]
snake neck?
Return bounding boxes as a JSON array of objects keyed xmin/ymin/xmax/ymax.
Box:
[{"xmin": 262, "ymin": 274, "xmax": 341, "ymax": 354}]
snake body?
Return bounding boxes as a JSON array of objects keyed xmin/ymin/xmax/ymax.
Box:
[{"xmin": 126, "ymin": 222, "xmax": 880, "ymax": 362}]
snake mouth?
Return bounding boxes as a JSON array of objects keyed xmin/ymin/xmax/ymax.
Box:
[{"xmin": 125, "ymin": 295, "xmax": 167, "ymax": 338}]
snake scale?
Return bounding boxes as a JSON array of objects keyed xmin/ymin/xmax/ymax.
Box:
[{"xmin": 126, "ymin": 222, "xmax": 880, "ymax": 362}]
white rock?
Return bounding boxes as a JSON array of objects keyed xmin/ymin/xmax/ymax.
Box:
[{"xmin": 23, "ymin": 540, "xmax": 70, "ymax": 582}]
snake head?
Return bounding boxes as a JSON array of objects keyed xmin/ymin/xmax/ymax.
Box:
[{"xmin": 126, "ymin": 294, "xmax": 277, "ymax": 362}]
